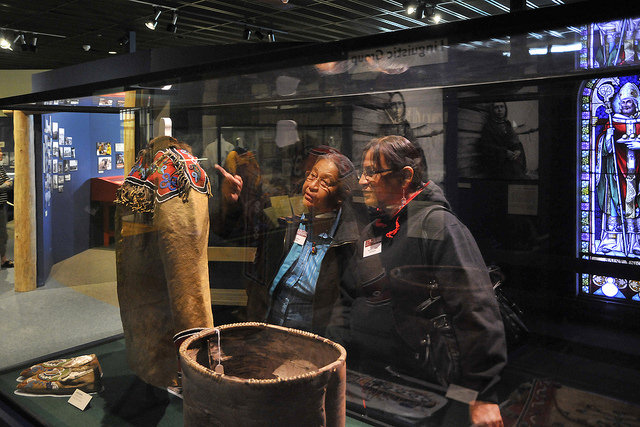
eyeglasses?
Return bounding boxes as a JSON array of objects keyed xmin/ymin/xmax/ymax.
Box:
[
  {"xmin": 360, "ymin": 167, "xmax": 394, "ymax": 179},
  {"xmin": 305, "ymin": 170, "xmax": 337, "ymax": 191}
]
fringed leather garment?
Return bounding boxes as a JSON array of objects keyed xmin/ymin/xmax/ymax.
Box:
[{"xmin": 114, "ymin": 137, "xmax": 214, "ymax": 388}]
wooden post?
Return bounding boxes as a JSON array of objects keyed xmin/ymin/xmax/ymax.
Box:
[
  {"xmin": 13, "ymin": 111, "xmax": 37, "ymax": 292},
  {"xmin": 123, "ymin": 91, "xmax": 137, "ymax": 174}
]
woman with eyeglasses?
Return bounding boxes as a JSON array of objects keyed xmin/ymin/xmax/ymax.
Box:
[
  {"xmin": 216, "ymin": 151, "xmax": 362, "ymax": 335},
  {"xmin": 348, "ymin": 135, "xmax": 507, "ymax": 427}
]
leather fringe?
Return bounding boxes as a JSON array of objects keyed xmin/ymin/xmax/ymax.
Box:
[{"xmin": 115, "ymin": 182, "xmax": 154, "ymax": 213}]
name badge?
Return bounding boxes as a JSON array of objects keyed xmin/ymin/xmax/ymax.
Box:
[
  {"xmin": 294, "ymin": 229, "xmax": 307, "ymax": 246},
  {"xmin": 363, "ymin": 236, "xmax": 382, "ymax": 257}
]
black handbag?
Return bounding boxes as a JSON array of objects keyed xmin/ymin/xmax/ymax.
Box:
[{"xmin": 488, "ymin": 265, "xmax": 529, "ymax": 350}]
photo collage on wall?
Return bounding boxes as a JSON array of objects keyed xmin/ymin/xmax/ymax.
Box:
[
  {"xmin": 42, "ymin": 116, "xmax": 79, "ymax": 202},
  {"xmin": 97, "ymin": 142, "xmax": 125, "ymax": 172}
]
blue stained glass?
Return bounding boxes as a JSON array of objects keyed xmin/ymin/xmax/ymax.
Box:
[
  {"xmin": 582, "ymin": 134, "xmax": 589, "ymax": 142},
  {"xmin": 582, "ymin": 111, "xmax": 590, "ymax": 119},
  {"xmin": 581, "ymin": 225, "xmax": 589, "ymax": 233},
  {"xmin": 582, "ymin": 195, "xmax": 589, "ymax": 203},
  {"xmin": 581, "ymin": 202, "xmax": 588, "ymax": 209},
  {"xmin": 581, "ymin": 233, "xmax": 589, "ymax": 241},
  {"xmin": 581, "ymin": 242, "xmax": 588, "ymax": 251},
  {"xmin": 633, "ymin": 294, "xmax": 640, "ymax": 301},
  {"xmin": 582, "ymin": 141, "xmax": 590, "ymax": 149},
  {"xmin": 583, "ymin": 88, "xmax": 591, "ymax": 96},
  {"xmin": 593, "ymin": 288, "xmax": 626, "ymax": 299}
]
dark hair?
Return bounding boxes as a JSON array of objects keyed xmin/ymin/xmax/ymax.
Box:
[{"xmin": 363, "ymin": 135, "xmax": 426, "ymax": 191}]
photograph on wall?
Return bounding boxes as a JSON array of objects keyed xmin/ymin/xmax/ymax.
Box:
[
  {"xmin": 52, "ymin": 122, "xmax": 59, "ymax": 140},
  {"xmin": 69, "ymin": 159, "xmax": 78, "ymax": 171},
  {"xmin": 65, "ymin": 174, "xmax": 71, "ymax": 182},
  {"xmin": 71, "ymin": 148, "xmax": 76, "ymax": 158},
  {"xmin": 57, "ymin": 175, "xmax": 65, "ymax": 185},
  {"xmin": 53, "ymin": 140, "xmax": 59, "ymax": 157},
  {"xmin": 65, "ymin": 136, "xmax": 72, "ymax": 145},
  {"xmin": 457, "ymin": 99, "xmax": 539, "ymax": 180},
  {"xmin": 352, "ymin": 90, "xmax": 445, "ymax": 183},
  {"xmin": 59, "ymin": 128, "xmax": 65, "ymax": 144},
  {"xmin": 58, "ymin": 185, "xmax": 63, "ymax": 193},
  {"xmin": 98, "ymin": 156, "xmax": 112, "ymax": 171},
  {"xmin": 63, "ymin": 160, "xmax": 70, "ymax": 173},
  {"xmin": 97, "ymin": 142, "xmax": 112, "ymax": 155},
  {"xmin": 52, "ymin": 175, "xmax": 58, "ymax": 190},
  {"xmin": 52, "ymin": 159, "xmax": 58, "ymax": 174},
  {"xmin": 116, "ymin": 153, "xmax": 124, "ymax": 169},
  {"xmin": 115, "ymin": 143, "xmax": 124, "ymax": 152},
  {"xmin": 63, "ymin": 147, "xmax": 72, "ymax": 158}
]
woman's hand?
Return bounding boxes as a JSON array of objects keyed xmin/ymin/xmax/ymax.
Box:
[
  {"xmin": 215, "ymin": 164, "xmax": 243, "ymax": 203},
  {"xmin": 469, "ymin": 401, "xmax": 503, "ymax": 427}
]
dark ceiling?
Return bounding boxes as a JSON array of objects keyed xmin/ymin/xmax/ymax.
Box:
[{"xmin": 0, "ymin": 0, "xmax": 583, "ymax": 70}]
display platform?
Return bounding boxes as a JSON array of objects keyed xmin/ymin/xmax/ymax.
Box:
[{"xmin": 0, "ymin": 336, "xmax": 373, "ymax": 426}]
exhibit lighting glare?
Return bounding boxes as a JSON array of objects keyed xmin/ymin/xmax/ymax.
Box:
[
  {"xmin": 529, "ymin": 47, "xmax": 548, "ymax": 55},
  {"xmin": 550, "ymin": 42, "xmax": 581, "ymax": 53},
  {"xmin": 0, "ymin": 36, "xmax": 10, "ymax": 50},
  {"xmin": 145, "ymin": 7, "xmax": 162, "ymax": 30},
  {"xmin": 433, "ymin": 13, "xmax": 441, "ymax": 23},
  {"xmin": 167, "ymin": 11, "xmax": 178, "ymax": 33},
  {"xmin": 161, "ymin": 84, "xmax": 172, "ymax": 90}
]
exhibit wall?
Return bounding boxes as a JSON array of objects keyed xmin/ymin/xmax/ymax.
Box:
[{"xmin": 37, "ymin": 112, "xmax": 123, "ymax": 285}]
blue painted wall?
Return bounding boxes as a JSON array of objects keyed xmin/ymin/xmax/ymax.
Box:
[{"xmin": 37, "ymin": 112, "xmax": 123, "ymax": 285}]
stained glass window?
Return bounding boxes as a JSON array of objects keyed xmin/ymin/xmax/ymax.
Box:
[
  {"xmin": 581, "ymin": 19, "xmax": 640, "ymax": 69},
  {"xmin": 578, "ymin": 76, "xmax": 640, "ymax": 302}
]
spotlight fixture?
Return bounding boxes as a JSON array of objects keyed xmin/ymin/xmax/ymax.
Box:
[
  {"xmin": 18, "ymin": 34, "xmax": 28, "ymax": 51},
  {"xmin": 243, "ymin": 27, "xmax": 252, "ymax": 41},
  {"xmin": 403, "ymin": 1, "xmax": 419, "ymax": 15},
  {"xmin": 415, "ymin": 3, "xmax": 426, "ymax": 19},
  {"xmin": 145, "ymin": 7, "xmax": 162, "ymax": 30},
  {"xmin": 0, "ymin": 35, "xmax": 10, "ymax": 50},
  {"xmin": 166, "ymin": 11, "xmax": 178, "ymax": 33},
  {"xmin": 29, "ymin": 36, "xmax": 37, "ymax": 52},
  {"xmin": 267, "ymin": 31, "xmax": 275, "ymax": 42},
  {"xmin": 82, "ymin": 44, "xmax": 91, "ymax": 51}
]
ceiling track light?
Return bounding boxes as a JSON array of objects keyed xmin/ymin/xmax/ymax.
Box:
[
  {"xmin": 243, "ymin": 27, "xmax": 252, "ymax": 41},
  {"xmin": 29, "ymin": 36, "xmax": 37, "ymax": 52},
  {"xmin": 267, "ymin": 31, "xmax": 276, "ymax": 42},
  {"xmin": 145, "ymin": 7, "xmax": 162, "ymax": 30},
  {"xmin": 167, "ymin": 11, "xmax": 178, "ymax": 33}
]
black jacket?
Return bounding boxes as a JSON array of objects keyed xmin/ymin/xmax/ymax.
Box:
[{"xmin": 344, "ymin": 182, "xmax": 507, "ymax": 399}]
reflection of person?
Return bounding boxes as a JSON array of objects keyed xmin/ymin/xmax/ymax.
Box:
[
  {"xmin": 0, "ymin": 148, "xmax": 13, "ymax": 269},
  {"xmin": 597, "ymin": 82, "xmax": 640, "ymax": 255},
  {"xmin": 479, "ymin": 102, "xmax": 528, "ymax": 179},
  {"xmin": 217, "ymin": 152, "xmax": 361, "ymax": 335},
  {"xmin": 114, "ymin": 136, "xmax": 214, "ymax": 390},
  {"xmin": 348, "ymin": 135, "xmax": 506, "ymax": 426}
]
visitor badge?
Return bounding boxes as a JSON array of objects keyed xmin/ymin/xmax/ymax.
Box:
[
  {"xmin": 363, "ymin": 236, "xmax": 382, "ymax": 257},
  {"xmin": 294, "ymin": 229, "xmax": 307, "ymax": 246},
  {"xmin": 445, "ymin": 384, "xmax": 478, "ymax": 404}
]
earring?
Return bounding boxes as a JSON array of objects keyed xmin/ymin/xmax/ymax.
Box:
[{"xmin": 401, "ymin": 188, "xmax": 407, "ymax": 205}]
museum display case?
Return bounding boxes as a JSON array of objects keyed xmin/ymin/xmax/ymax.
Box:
[{"xmin": 1, "ymin": 2, "xmax": 640, "ymax": 425}]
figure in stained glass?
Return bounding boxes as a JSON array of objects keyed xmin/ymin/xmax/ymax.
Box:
[{"xmin": 595, "ymin": 78, "xmax": 640, "ymax": 255}]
